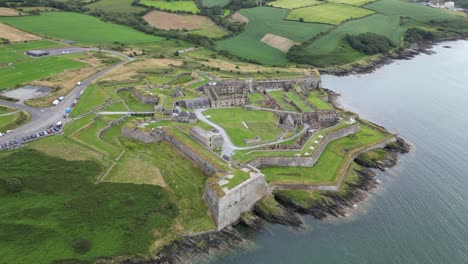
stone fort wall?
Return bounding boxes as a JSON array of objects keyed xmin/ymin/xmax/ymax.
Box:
[
  {"xmin": 248, "ymin": 123, "xmax": 360, "ymax": 168},
  {"xmin": 205, "ymin": 172, "xmax": 269, "ymax": 231}
]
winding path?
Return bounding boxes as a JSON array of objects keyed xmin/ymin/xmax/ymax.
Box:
[
  {"xmin": 0, "ymin": 48, "xmax": 134, "ymax": 147},
  {"xmin": 193, "ymin": 109, "xmax": 309, "ymax": 157}
]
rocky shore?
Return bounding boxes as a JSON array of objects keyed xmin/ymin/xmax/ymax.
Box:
[{"xmin": 322, "ymin": 37, "xmax": 467, "ymax": 76}]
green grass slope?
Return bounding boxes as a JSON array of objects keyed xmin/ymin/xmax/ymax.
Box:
[
  {"xmin": 216, "ymin": 7, "xmax": 331, "ymax": 65},
  {"xmin": 0, "ymin": 12, "xmax": 161, "ymax": 44},
  {"xmin": 0, "ymin": 148, "xmax": 177, "ymax": 263},
  {"xmin": 286, "ymin": 3, "xmax": 375, "ymax": 25},
  {"xmin": 86, "ymin": 0, "xmax": 146, "ymax": 13}
]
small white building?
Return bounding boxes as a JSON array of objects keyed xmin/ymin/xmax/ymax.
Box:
[{"xmin": 444, "ymin": 1, "xmax": 455, "ymax": 9}]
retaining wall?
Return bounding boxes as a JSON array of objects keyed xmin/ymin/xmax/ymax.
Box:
[
  {"xmin": 249, "ymin": 123, "xmax": 360, "ymax": 168},
  {"xmin": 205, "ymin": 173, "xmax": 269, "ymax": 230}
]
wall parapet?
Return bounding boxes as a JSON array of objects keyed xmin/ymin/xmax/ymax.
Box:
[{"xmin": 249, "ymin": 123, "xmax": 360, "ymax": 168}]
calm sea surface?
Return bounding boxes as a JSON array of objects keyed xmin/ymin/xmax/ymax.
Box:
[{"xmin": 209, "ymin": 41, "xmax": 468, "ymax": 264}]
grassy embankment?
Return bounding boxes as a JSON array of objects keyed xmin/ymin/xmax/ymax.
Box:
[
  {"xmin": 260, "ymin": 121, "xmax": 393, "ymax": 185},
  {"xmin": 0, "ymin": 106, "xmax": 30, "ymax": 132}
]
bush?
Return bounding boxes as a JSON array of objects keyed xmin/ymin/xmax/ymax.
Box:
[
  {"xmin": 5, "ymin": 178, "xmax": 23, "ymax": 193},
  {"xmin": 345, "ymin": 32, "xmax": 394, "ymax": 55},
  {"xmin": 72, "ymin": 237, "xmax": 92, "ymax": 254}
]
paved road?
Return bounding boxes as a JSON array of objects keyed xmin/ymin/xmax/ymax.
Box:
[
  {"xmin": 0, "ymin": 48, "xmax": 133, "ymax": 147},
  {"xmin": 194, "ymin": 109, "xmax": 309, "ymax": 157}
]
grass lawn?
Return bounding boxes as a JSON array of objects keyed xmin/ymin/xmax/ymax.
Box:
[
  {"xmin": 268, "ymin": 90, "xmax": 297, "ymax": 112},
  {"xmin": 286, "ymin": 3, "xmax": 375, "ymax": 25},
  {"xmin": 286, "ymin": 91, "xmax": 314, "ymax": 111},
  {"xmin": 203, "ymin": 108, "xmax": 283, "ymax": 146},
  {"xmin": 0, "ymin": 148, "xmax": 177, "ymax": 263},
  {"xmin": 201, "ymin": 0, "xmax": 230, "ymax": 7},
  {"xmin": 216, "ymin": 7, "xmax": 331, "ymax": 65},
  {"xmin": 0, "ymin": 12, "xmax": 161, "ymax": 44},
  {"xmin": 0, "ymin": 56, "xmax": 86, "ymax": 90},
  {"xmin": 139, "ymin": 0, "xmax": 200, "ymax": 13},
  {"xmin": 262, "ymin": 122, "xmax": 393, "ymax": 184},
  {"xmin": 269, "ymin": 0, "xmax": 322, "ymax": 9},
  {"xmin": 118, "ymin": 90, "xmax": 156, "ymax": 112},
  {"xmin": 86, "ymin": 0, "xmax": 146, "ymax": 13},
  {"xmin": 366, "ymin": 0, "xmax": 464, "ymax": 21},
  {"xmin": 307, "ymin": 90, "xmax": 332, "ymax": 109},
  {"xmin": 0, "ymin": 40, "xmax": 64, "ymax": 64},
  {"xmin": 248, "ymin": 92, "xmax": 265, "ymax": 104}
]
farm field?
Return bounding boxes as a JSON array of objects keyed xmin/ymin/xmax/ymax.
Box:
[
  {"xmin": 86, "ymin": 0, "xmax": 146, "ymax": 13},
  {"xmin": 203, "ymin": 108, "xmax": 284, "ymax": 146},
  {"xmin": 286, "ymin": 3, "xmax": 375, "ymax": 25},
  {"xmin": 366, "ymin": 0, "xmax": 464, "ymax": 21},
  {"xmin": 262, "ymin": 123, "xmax": 392, "ymax": 184},
  {"xmin": 0, "ymin": 56, "xmax": 86, "ymax": 90},
  {"xmin": 269, "ymin": 0, "xmax": 322, "ymax": 9},
  {"xmin": 139, "ymin": 0, "xmax": 200, "ymax": 14},
  {"xmin": 328, "ymin": 0, "xmax": 375, "ymax": 6},
  {"xmin": 0, "ymin": 7, "xmax": 19, "ymax": 16},
  {"xmin": 217, "ymin": 7, "xmax": 331, "ymax": 65},
  {"xmin": 0, "ymin": 12, "xmax": 161, "ymax": 44},
  {"xmin": 201, "ymin": 0, "xmax": 230, "ymax": 7},
  {"xmin": 302, "ymin": 14, "xmax": 407, "ymax": 66},
  {"xmin": 0, "ymin": 23, "xmax": 41, "ymax": 42},
  {"xmin": 143, "ymin": 10, "xmax": 227, "ymax": 38}
]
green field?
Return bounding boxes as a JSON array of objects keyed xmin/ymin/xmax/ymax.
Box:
[
  {"xmin": 286, "ymin": 3, "xmax": 374, "ymax": 25},
  {"xmin": 329, "ymin": 0, "xmax": 375, "ymax": 6},
  {"xmin": 86, "ymin": 0, "xmax": 146, "ymax": 13},
  {"xmin": 301, "ymin": 14, "xmax": 408, "ymax": 66},
  {"xmin": 0, "ymin": 12, "xmax": 161, "ymax": 44},
  {"xmin": 0, "ymin": 148, "xmax": 176, "ymax": 263},
  {"xmin": 269, "ymin": 0, "xmax": 322, "ymax": 9},
  {"xmin": 366, "ymin": 0, "xmax": 464, "ymax": 21},
  {"xmin": 0, "ymin": 56, "xmax": 86, "ymax": 90},
  {"xmin": 139, "ymin": 0, "xmax": 199, "ymax": 13},
  {"xmin": 203, "ymin": 108, "xmax": 284, "ymax": 146},
  {"xmin": 262, "ymin": 123, "xmax": 392, "ymax": 184},
  {"xmin": 268, "ymin": 90, "xmax": 297, "ymax": 112},
  {"xmin": 216, "ymin": 7, "xmax": 331, "ymax": 65},
  {"xmin": 0, "ymin": 40, "xmax": 64, "ymax": 64},
  {"xmin": 307, "ymin": 90, "xmax": 332, "ymax": 109},
  {"xmin": 201, "ymin": 0, "xmax": 230, "ymax": 7}
]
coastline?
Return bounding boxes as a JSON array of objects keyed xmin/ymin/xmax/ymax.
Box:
[
  {"xmin": 320, "ymin": 36, "xmax": 467, "ymax": 76},
  {"xmin": 100, "ymin": 37, "xmax": 460, "ymax": 264}
]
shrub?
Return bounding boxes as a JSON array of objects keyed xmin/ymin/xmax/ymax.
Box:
[
  {"xmin": 5, "ymin": 178, "xmax": 23, "ymax": 193},
  {"xmin": 72, "ymin": 237, "xmax": 92, "ymax": 254}
]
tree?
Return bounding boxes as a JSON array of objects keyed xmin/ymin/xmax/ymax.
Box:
[
  {"xmin": 72, "ymin": 237, "xmax": 92, "ymax": 254},
  {"xmin": 5, "ymin": 178, "xmax": 23, "ymax": 193}
]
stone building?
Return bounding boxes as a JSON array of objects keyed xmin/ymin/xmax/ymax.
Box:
[
  {"xmin": 203, "ymin": 81, "xmax": 249, "ymax": 108},
  {"xmin": 188, "ymin": 112, "xmax": 197, "ymax": 124},
  {"xmin": 190, "ymin": 126, "xmax": 223, "ymax": 150},
  {"xmin": 178, "ymin": 97, "xmax": 210, "ymax": 109},
  {"xmin": 177, "ymin": 111, "xmax": 189, "ymax": 123}
]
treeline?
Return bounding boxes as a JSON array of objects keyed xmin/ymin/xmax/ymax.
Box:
[
  {"xmin": 199, "ymin": 5, "xmax": 245, "ymax": 34},
  {"xmin": 345, "ymin": 33, "xmax": 394, "ymax": 55}
]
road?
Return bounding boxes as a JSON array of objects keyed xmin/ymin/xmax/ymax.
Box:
[
  {"xmin": 0, "ymin": 48, "xmax": 133, "ymax": 147},
  {"xmin": 194, "ymin": 109, "xmax": 309, "ymax": 157}
]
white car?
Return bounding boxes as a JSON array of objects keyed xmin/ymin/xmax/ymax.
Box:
[
  {"xmin": 0, "ymin": 132, "xmax": 4, "ymax": 137},
  {"xmin": 53, "ymin": 100, "xmax": 59, "ymax": 106},
  {"xmin": 59, "ymin": 96, "xmax": 65, "ymax": 101},
  {"xmin": 6, "ymin": 130, "xmax": 13, "ymax": 134}
]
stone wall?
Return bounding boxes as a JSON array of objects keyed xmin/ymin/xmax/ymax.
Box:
[
  {"xmin": 98, "ymin": 115, "xmax": 129, "ymax": 139},
  {"xmin": 205, "ymin": 173, "xmax": 269, "ymax": 230},
  {"xmin": 133, "ymin": 89, "xmax": 159, "ymax": 105},
  {"xmin": 121, "ymin": 126, "xmax": 221, "ymax": 176},
  {"xmin": 249, "ymin": 124, "xmax": 360, "ymax": 168}
]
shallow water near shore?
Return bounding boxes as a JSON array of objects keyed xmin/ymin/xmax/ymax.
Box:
[{"xmin": 207, "ymin": 40, "xmax": 468, "ymax": 264}]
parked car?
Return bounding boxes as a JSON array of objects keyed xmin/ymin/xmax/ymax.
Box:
[{"xmin": 6, "ymin": 130, "xmax": 13, "ymax": 134}]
